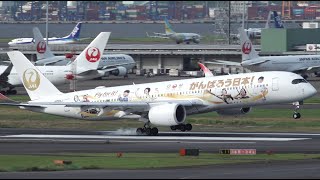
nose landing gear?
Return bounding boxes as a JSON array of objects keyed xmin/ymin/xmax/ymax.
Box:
[{"xmin": 292, "ymin": 101, "xmax": 301, "ymax": 119}]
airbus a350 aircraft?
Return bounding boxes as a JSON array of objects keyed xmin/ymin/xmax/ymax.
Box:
[
  {"xmin": 210, "ymin": 27, "xmax": 320, "ymax": 79},
  {"xmin": 32, "ymin": 27, "xmax": 135, "ymax": 78},
  {"xmin": 8, "ymin": 22, "xmax": 83, "ymax": 46},
  {"xmin": 2, "ymin": 50, "xmax": 316, "ymax": 136},
  {"xmin": 0, "ymin": 32, "xmax": 111, "ymax": 95},
  {"xmin": 146, "ymin": 17, "xmax": 201, "ymax": 44}
]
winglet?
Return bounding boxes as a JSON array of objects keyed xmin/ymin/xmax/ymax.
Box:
[
  {"xmin": 0, "ymin": 93, "xmax": 19, "ymax": 104},
  {"xmin": 198, "ymin": 62, "xmax": 214, "ymax": 77}
]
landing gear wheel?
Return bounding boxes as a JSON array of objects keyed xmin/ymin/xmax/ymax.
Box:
[
  {"xmin": 170, "ymin": 126, "xmax": 177, "ymax": 131},
  {"xmin": 151, "ymin": 127, "xmax": 158, "ymax": 136},
  {"xmin": 0, "ymin": 91, "xmax": 6, "ymax": 95},
  {"xmin": 136, "ymin": 128, "xmax": 144, "ymax": 135},
  {"xmin": 185, "ymin": 124, "xmax": 192, "ymax": 131},
  {"xmin": 145, "ymin": 128, "xmax": 152, "ymax": 136},
  {"xmin": 293, "ymin": 112, "xmax": 301, "ymax": 119},
  {"xmin": 11, "ymin": 90, "xmax": 17, "ymax": 95},
  {"xmin": 180, "ymin": 124, "xmax": 186, "ymax": 132}
]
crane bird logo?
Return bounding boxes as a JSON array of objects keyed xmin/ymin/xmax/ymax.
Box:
[
  {"xmin": 85, "ymin": 47, "xmax": 101, "ymax": 62},
  {"xmin": 242, "ymin": 41, "xmax": 252, "ymax": 54},
  {"xmin": 36, "ymin": 41, "xmax": 46, "ymax": 54},
  {"xmin": 23, "ymin": 69, "xmax": 40, "ymax": 91}
]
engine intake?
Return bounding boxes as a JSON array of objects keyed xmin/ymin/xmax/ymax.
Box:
[
  {"xmin": 148, "ymin": 103, "xmax": 186, "ymax": 126},
  {"xmin": 111, "ymin": 66, "xmax": 127, "ymax": 76},
  {"xmin": 216, "ymin": 107, "xmax": 251, "ymax": 116}
]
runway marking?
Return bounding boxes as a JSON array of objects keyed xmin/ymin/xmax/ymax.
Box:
[
  {"xmin": 2, "ymin": 134, "xmax": 310, "ymax": 142},
  {"xmin": 97, "ymin": 131, "xmax": 320, "ymax": 136},
  {"xmin": 0, "ymin": 138, "xmax": 257, "ymax": 144}
]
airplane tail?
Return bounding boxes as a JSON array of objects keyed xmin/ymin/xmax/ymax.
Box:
[
  {"xmin": 273, "ymin": 11, "xmax": 284, "ymax": 28},
  {"xmin": 198, "ymin": 62, "xmax": 214, "ymax": 77},
  {"xmin": 33, "ymin": 27, "xmax": 55, "ymax": 60},
  {"xmin": 69, "ymin": 32, "xmax": 111, "ymax": 74},
  {"xmin": 65, "ymin": 22, "xmax": 82, "ymax": 39},
  {"xmin": 164, "ymin": 17, "xmax": 175, "ymax": 34},
  {"xmin": 7, "ymin": 51, "xmax": 63, "ymax": 101},
  {"xmin": 264, "ymin": 11, "xmax": 271, "ymax": 28},
  {"xmin": 238, "ymin": 27, "xmax": 259, "ymax": 62}
]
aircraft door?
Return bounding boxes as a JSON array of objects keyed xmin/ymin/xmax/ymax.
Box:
[{"xmin": 272, "ymin": 77, "xmax": 279, "ymax": 91}]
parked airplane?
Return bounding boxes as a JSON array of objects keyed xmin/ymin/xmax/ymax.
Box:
[
  {"xmin": 230, "ymin": 11, "xmax": 284, "ymax": 40},
  {"xmin": 8, "ymin": 22, "xmax": 83, "ymax": 46},
  {"xmin": 0, "ymin": 32, "xmax": 111, "ymax": 95},
  {"xmin": 32, "ymin": 27, "xmax": 135, "ymax": 78},
  {"xmin": 146, "ymin": 17, "xmax": 201, "ymax": 44},
  {"xmin": 209, "ymin": 27, "xmax": 320, "ymax": 79},
  {"xmin": 2, "ymin": 50, "xmax": 317, "ymax": 136}
]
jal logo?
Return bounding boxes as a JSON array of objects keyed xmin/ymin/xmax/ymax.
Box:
[
  {"xmin": 85, "ymin": 47, "xmax": 101, "ymax": 62},
  {"xmin": 37, "ymin": 41, "xmax": 46, "ymax": 54},
  {"xmin": 23, "ymin": 68, "xmax": 40, "ymax": 91},
  {"xmin": 308, "ymin": 45, "xmax": 314, "ymax": 51},
  {"xmin": 242, "ymin": 41, "xmax": 252, "ymax": 54}
]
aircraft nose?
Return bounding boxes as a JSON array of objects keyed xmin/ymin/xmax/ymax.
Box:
[{"xmin": 305, "ymin": 83, "xmax": 317, "ymax": 98}]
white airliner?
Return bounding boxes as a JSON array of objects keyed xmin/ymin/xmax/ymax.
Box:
[
  {"xmin": 228, "ymin": 11, "xmax": 284, "ymax": 40},
  {"xmin": 0, "ymin": 32, "xmax": 111, "ymax": 95},
  {"xmin": 32, "ymin": 27, "xmax": 135, "ymax": 78},
  {"xmin": 208, "ymin": 27, "xmax": 320, "ymax": 79},
  {"xmin": 8, "ymin": 22, "xmax": 83, "ymax": 46},
  {"xmin": 146, "ymin": 17, "xmax": 201, "ymax": 44},
  {"xmin": 2, "ymin": 50, "xmax": 317, "ymax": 136}
]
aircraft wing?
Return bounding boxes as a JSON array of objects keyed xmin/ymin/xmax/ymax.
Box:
[
  {"xmin": 247, "ymin": 60, "xmax": 271, "ymax": 66},
  {"xmin": 294, "ymin": 66, "xmax": 320, "ymax": 72},
  {"xmin": 205, "ymin": 60, "xmax": 241, "ymax": 66},
  {"xmin": 0, "ymin": 93, "xmax": 45, "ymax": 108},
  {"xmin": 98, "ymin": 62, "xmax": 134, "ymax": 71}
]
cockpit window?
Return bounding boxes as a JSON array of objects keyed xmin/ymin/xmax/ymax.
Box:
[{"xmin": 291, "ymin": 79, "xmax": 307, "ymax": 84}]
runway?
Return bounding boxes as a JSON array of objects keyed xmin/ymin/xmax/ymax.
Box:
[
  {"xmin": 1, "ymin": 128, "xmax": 320, "ymax": 178},
  {"xmin": 0, "ymin": 129, "xmax": 320, "ymax": 154}
]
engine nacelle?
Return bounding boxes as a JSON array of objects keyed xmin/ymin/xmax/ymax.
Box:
[
  {"xmin": 192, "ymin": 36, "xmax": 200, "ymax": 44},
  {"xmin": 148, "ymin": 103, "xmax": 186, "ymax": 126},
  {"xmin": 110, "ymin": 66, "xmax": 127, "ymax": 76},
  {"xmin": 216, "ymin": 107, "xmax": 251, "ymax": 116}
]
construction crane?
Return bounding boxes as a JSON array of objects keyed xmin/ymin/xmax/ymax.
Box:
[{"xmin": 282, "ymin": 1, "xmax": 292, "ymax": 19}]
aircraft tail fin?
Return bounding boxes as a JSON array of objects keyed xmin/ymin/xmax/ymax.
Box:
[
  {"xmin": 7, "ymin": 51, "xmax": 62, "ymax": 101},
  {"xmin": 265, "ymin": 11, "xmax": 271, "ymax": 28},
  {"xmin": 198, "ymin": 62, "xmax": 214, "ymax": 77},
  {"xmin": 164, "ymin": 17, "xmax": 175, "ymax": 34},
  {"xmin": 65, "ymin": 22, "xmax": 82, "ymax": 39},
  {"xmin": 238, "ymin": 27, "xmax": 259, "ymax": 62},
  {"xmin": 70, "ymin": 32, "xmax": 111, "ymax": 74},
  {"xmin": 273, "ymin": 11, "xmax": 284, "ymax": 28},
  {"xmin": 33, "ymin": 27, "xmax": 55, "ymax": 60}
]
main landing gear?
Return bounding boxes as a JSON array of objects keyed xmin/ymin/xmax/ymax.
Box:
[
  {"xmin": 292, "ymin": 101, "xmax": 301, "ymax": 119},
  {"xmin": 0, "ymin": 89, "xmax": 17, "ymax": 95},
  {"xmin": 136, "ymin": 122, "xmax": 158, "ymax": 136},
  {"xmin": 170, "ymin": 123, "xmax": 192, "ymax": 132}
]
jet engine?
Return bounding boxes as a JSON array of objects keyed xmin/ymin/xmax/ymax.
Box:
[
  {"xmin": 192, "ymin": 36, "xmax": 200, "ymax": 44},
  {"xmin": 216, "ymin": 107, "xmax": 251, "ymax": 116},
  {"xmin": 110, "ymin": 66, "xmax": 127, "ymax": 76},
  {"xmin": 148, "ymin": 103, "xmax": 186, "ymax": 126}
]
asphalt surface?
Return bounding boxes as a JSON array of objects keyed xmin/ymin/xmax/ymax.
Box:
[
  {"xmin": 1, "ymin": 159, "xmax": 320, "ymax": 179},
  {"xmin": 1, "ymin": 129, "xmax": 320, "ymax": 178}
]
